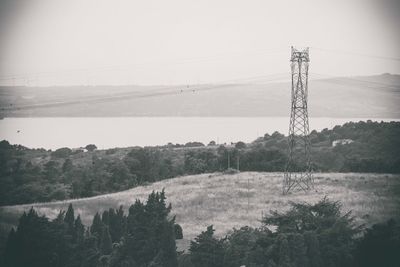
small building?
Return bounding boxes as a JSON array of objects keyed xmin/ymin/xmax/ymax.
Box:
[{"xmin": 332, "ymin": 139, "xmax": 354, "ymax": 147}]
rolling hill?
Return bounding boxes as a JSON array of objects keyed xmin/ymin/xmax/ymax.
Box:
[
  {"xmin": 1, "ymin": 171, "xmax": 399, "ymax": 244},
  {"xmin": 1, "ymin": 74, "xmax": 399, "ymax": 118}
]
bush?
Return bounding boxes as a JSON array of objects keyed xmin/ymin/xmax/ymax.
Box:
[
  {"xmin": 85, "ymin": 144, "xmax": 97, "ymax": 152},
  {"xmin": 51, "ymin": 147, "xmax": 72, "ymax": 158}
]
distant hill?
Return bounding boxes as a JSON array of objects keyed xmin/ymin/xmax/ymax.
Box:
[{"xmin": 1, "ymin": 74, "xmax": 399, "ymax": 118}]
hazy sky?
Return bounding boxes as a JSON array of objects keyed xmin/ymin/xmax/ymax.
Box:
[{"xmin": 0, "ymin": 0, "xmax": 399, "ymax": 85}]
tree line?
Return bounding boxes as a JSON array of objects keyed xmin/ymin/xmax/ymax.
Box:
[
  {"xmin": 2, "ymin": 192, "xmax": 399, "ymax": 267},
  {"xmin": 3, "ymin": 190, "xmax": 179, "ymax": 267},
  {"xmin": 1, "ymin": 120, "xmax": 399, "ymax": 206}
]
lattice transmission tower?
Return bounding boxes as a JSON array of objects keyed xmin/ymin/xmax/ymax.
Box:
[{"xmin": 283, "ymin": 47, "xmax": 313, "ymax": 194}]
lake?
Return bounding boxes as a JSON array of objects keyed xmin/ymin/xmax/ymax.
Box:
[{"xmin": 0, "ymin": 117, "xmax": 398, "ymax": 150}]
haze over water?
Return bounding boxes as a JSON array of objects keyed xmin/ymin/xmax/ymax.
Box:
[{"xmin": 0, "ymin": 117, "xmax": 398, "ymax": 150}]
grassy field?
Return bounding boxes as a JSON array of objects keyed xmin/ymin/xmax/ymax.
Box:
[{"xmin": 1, "ymin": 172, "xmax": 399, "ymax": 244}]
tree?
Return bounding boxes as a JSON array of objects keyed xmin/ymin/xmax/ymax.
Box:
[
  {"xmin": 100, "ymin": 226, "xmax": 112, "ymax": 255},
  {"xmin": 277, "ymin": 234, "xmax": 292, "ymax": 267},
  {"xmin": 62, "ymin": 158, "xmax": 73, "ymax": 173},
  {"xmin": 208, "ymin": 141, "xmax": 216, "ymax": 146},
  {"xmin": 74, "ymin": 215, "xmax": 85, "ymax": 244},
  {"xmin": 235, "ymin": 141, "xmax": 246, "ymax": 149},
  {"xmin": 263, "ymin": 198, "xmax": 360, "ymax": 267},
  {"xmin": 81, "ymin": 236, "xmax": 100, "ymax": 267},
  {"xmin": 354, "ymin": 219, "xmax": 400, "ymax": 267},
  {"xmin": 288, "ymin": 233, "xmax": 308, "ymax": 267},
  {"xmin": 114, "ymin": 190, "xmax": 177, "ymax": 266},
  {"xmin": 3, "ymin": 228, "xmax": 17, "ymax": 267},
  {"xmin": 174, "ymin": 224, "xmax": 183, "ymax": 239},
  {"xmin": 85, "ymin": 144, "xmax": 97, "ymax": 152},
  {"xmin": 90, "ymin": 212, "xmax": 103, "ymax": 238},
  {"xmin": 189, "ymin": 225, "xmax": 225, "ymax": 267},
  {"xmin": 65, "ymin": 204, "xmax": 75, "ymax": 226},
  {"xmin": 108, "ymin": 206, "xmax": 126, "ymax": 243},
  {"xmin": 4, "ymin": 209, "xmax": 60, "ymax": 267},
  {"xmin": 223, "ymin": 226, "xmax": 260, "ymax": 267},
  {"xmin": 304, "ymin": 231, "xmax": 322, "ymax": 267},
  {"xmin": 101, "ymin": 210, "xmax": 110, "ymax": 226},
  {"xmin": 52, "ymin": 147, "xmax": 72, "ymax": 158}
]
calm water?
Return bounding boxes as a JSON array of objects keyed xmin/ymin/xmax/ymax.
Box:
[{"xmin": 0, "ymin": 117, "xmax": 398, "ymax": 150}]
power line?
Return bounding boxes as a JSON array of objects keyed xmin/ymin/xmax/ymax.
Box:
[
  {"xmin": 1, "ymin": 73, "xmax": 291, "ymax": 111},
  {"xmin": 0, "ymin": 48, "xmax": 288, "ymax": 82},
  {"xmin": 309, "ymin": 72, "xmax": 400, "ymax": 90},
  {"xmin": 311, "ymin": 47, "xmax": 400, "ymax": 62}
]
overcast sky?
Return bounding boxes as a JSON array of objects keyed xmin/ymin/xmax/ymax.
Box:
[{"xmin": 0, "ymin": 0, "xmax": 399, "ymax": 86}]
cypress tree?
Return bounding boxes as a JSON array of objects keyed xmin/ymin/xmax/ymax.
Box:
[
  {"xmin": 82, "ymin": 235, "xmax": 100, "ymax": 267},
  {"xmin": 65, "ymin": 204, "xmax": 75, "ymax": 225},
  {"xmin": 90, "ymin": 212, "xmax": 103, "ymax": 238},
  {"xmin": 174, "ymin": 223, "xmax": 183, "ymax": 239},
  {"xmin": 278, "ymin": 234, "xmax": 292, "ymax": 267},
  {"xmin": 304, "ymin": 231, "xmax": 322, "ymax": 267},
  {"xmin": 289, "ymin": 233, "xmax": 308, "ymax": 267},
  {"xmin": 101, "ymin": 210, "xmax": 109, "ymax": 226},
  {"xmin": 65, "ymin": 203, "xmax": 75, "ymax": 236},
  {"xmin": 159, "ymin": 220, "xmax": 178, "ymax": 267},
  {"xmin": 267, "ymin": 259, "xmax": 278, "ymax": 267},
  {"xmin": 108, "ymin": 206, "xmax": 126, "ymax": 243},
  {"xmin": 4, "ymin": 228, "xmax": 18, "ymax": 267},
  {"xmin": 74, "ymin": 215, "xmax": 85, "ymax": 244},
  {"xmin": 189, "ymin": 225, "xmax": 225, "ymax": 267},
  {"xmin": 100, "ymin": 226, "xmax": 113, "ymax": 255}
]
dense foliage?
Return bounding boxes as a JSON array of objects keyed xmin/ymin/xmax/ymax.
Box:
[
  {"xmin": 1, "ymin": 121, "xmax": 399, "ymax": 205},
  {"xmin": 1, "ymin": 194, "xmax": 399, "ymax": 267},
  {"xmin": 2, "ymin": 190, "xmax": 179, "ymax": 267},
  {"xmin": 182, "ymin": 199, "xmax": 399, "ymax": 267}
]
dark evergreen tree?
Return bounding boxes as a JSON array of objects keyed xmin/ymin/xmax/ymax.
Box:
[
  {"xmin": 354, "ymin": 219, "xmax": 400, "ymax": 267},
  {"xmin": 64, "ymin": 203, "xmax": 75, "ymax": 237},
  {"xmin": 62, "ymin": 158, "xmax": 73, "ymax": 173},
  {"xmin": 100, "ymin": 226, "xmax": 113, "ymax": 255},
  {"xmin": 3, "ymin": 228, "xmax": 17, "ymax": 267},
  {"xmin": 65, "ymin": 203, "xmax": 75, "ymax": 225},
  {"xmin": 6, "ymin": 209, "xmax": 57, "ymax": 267},
  {"xmin": 263, "ymin": 198, "xmax": 360, "ymax": 267},
  {"xmin": 108, "ymin": 206, "xmax": 126, "ymax": 243},
  {"xmin": 90, "ymin": 212, "xmax": 103, "ymax": 238},
  {"xmin": 223, "ymin": 226, "xmax": 260, "ymax": 267},
  {"xmin": 102, "ymin": 209, "xmax": 110, "ymax": 226},
  {"xmin": 74, "ymin": 215, "xmax": 85, "ymax": 244},
  {"xmin": 174, "ymin": 223, "xmax": 183, "ymax": 239},
  {"xmin": 115, "ymin": 190, "xmax": 177, "ymax": 266},
  {"xmin": 189, "ymin": 225, "xmax": 225, "ymax": 267},
  {"xmin": 81, "ymin": 235, "xmax": 100, "ymax": 267},
  {"xmin": 277, "ymin": 234, "xmax": 292, "ymax": 267},
  {"xmin": 288, "ymin": 233, "xmax": 308, "ymax": 267},
  {"xmin": 304, "ymin": 231, "xmax": 322, "ymax": 267}
]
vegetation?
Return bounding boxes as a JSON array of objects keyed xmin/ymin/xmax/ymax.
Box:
[
  {"xmin": 0, "ymin": 120, "xmax": 399, "ymax": 206},
  {"xmin": 180, "ymin": 199, "xmax": 400, "ymax": 267},
  {"xmin": 2, "ymin": 192, "xmax": 399, "ymax": 267},
  {"xmin": 183, "ymin": 198, "xmax": 361, "ymax": 267},
  {"xmin": 1, "ymin": 172, "xmax": 398, "ymax": 253},
  {"xmin": 2, "ymin": 190, "xmax": 179, "ymax": 267}
]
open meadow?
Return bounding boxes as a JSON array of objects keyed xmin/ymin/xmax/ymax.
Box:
[{"xmin": 1, "ymin": 171, "xmax": 399, "ymax": 245}]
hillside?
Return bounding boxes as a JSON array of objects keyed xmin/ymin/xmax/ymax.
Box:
[
  {"xmin": 1, "ymin": 74, "xmax": 399, "ymax": 118},
  {"xmin": 1, "ymin": 120, "xmax": 399, "ymax": 206},
  {"xmin": 1, "ymin": 172, "xmax": 399, "ymax": 242}
]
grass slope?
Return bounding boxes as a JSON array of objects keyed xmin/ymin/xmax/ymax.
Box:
[{"xmin": 1, "ymin": 172, "xmax": 399, "ymax": 242}]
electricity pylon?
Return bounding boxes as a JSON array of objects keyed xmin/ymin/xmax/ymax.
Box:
[{"xmin": 283, "ymin": 47, "xmax": 313, "ymax": 194}]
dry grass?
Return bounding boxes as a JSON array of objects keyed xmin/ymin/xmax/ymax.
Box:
[{"xmin": 1, "ymin": 172, "xmax": 399, "ymax": 241}]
